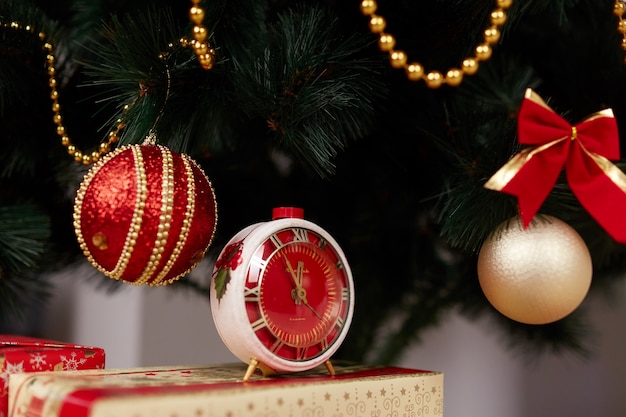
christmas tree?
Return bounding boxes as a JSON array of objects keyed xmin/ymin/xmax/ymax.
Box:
[{"xmin": 1, "ymin": 0, "xmax": 626, "ymax": 364}]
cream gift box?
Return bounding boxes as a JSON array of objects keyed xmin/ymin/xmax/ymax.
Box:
[{"xmin": 8, "ymin": 362, "xmax": 443, "ymax": 417}]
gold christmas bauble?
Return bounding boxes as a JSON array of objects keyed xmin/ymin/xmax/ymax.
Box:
[{"xmin": 477, "ymin": 215, "xmax": 592, "ymax": 325}]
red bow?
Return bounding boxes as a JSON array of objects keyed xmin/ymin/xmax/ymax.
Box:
[{"xmin": 485, "ymin": 88, "xmax": 626, "ymax": 243}]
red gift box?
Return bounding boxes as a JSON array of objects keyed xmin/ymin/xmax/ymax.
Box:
[{"xmin": 0, "ymin": 335, "xmax": 105, "ymax": 417}]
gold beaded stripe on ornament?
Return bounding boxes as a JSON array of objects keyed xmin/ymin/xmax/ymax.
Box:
[
  {"xmin": 188, "ymin": 0, "xmax": 216, "ymax": 70},
  {"xmin": 72, "ymin": 145, "xmax": 143, "ymax": 278},
  {"xmin": 110, "ymin": 146, "xmax": 149, "ymax": 280},
  {"xmin": 615, "ymin": 0, "xmax": 626, "ymax": 62},
  {"xmin": 359, "ymin": 0, "xmax": 513, "ymax": 88},
  {"xmin": 151, "ymin": 153, "xmax": 197, "ymax": 286},
  {"xmin": 135, "ymin": 146, "xmax": 175, "ymax": 285}
]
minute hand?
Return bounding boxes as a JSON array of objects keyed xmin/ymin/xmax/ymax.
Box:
[{"xmin": 300, "ymin": 295, "xmax": 324, "ymax": 321}]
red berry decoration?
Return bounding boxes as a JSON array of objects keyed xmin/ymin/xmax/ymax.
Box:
[{"xmin": 73, "ymin": 144, "xmax": 217, "ymax": 285}]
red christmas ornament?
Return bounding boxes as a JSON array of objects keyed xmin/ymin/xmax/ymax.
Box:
[{"xmin": 73, "ymin": 144, "xmax": 217, "ymax": 286}]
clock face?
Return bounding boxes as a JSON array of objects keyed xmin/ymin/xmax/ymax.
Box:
[{"xmin": 243, "ymin": 226, "xmax": 350, "ymax": 362}]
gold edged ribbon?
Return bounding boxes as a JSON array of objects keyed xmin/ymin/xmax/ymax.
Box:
[{"xmin": 485, "ymin": 88, "xmax": 626, "ymax": 243}]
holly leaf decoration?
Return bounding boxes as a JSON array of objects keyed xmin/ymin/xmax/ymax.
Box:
[
  {"xmin": 214, "ymin": 267, "xmax": 231, "ymax": 302},
  {"xmin": 213, "ymin": 240, "xmax": 244, "ymax": 302}
]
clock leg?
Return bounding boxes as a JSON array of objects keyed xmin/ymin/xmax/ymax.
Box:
[
  {"xmin": 324, "ymin": 360, "xmax": 336, "ymax": 377},
  {"xmin": 243, "ymin": 358, "xmax": 276, "ymax": 382}
]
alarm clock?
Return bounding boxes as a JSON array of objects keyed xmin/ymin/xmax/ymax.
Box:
[{"xmin": 210, "ymin": 207, "xmax": 355, "ymax": 381}]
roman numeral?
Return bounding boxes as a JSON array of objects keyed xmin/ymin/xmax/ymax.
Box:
[
  {"xmin": 244, "ymin": 286, "xmax": 260, "ymax": 302},
  {"xmin": 335, "ymin": 317, "xmax": 345, "ymax": 330},
  {"xmin": 296, "ymin": 347, "xmax": 308, "ymax": 360},
  {"xmin": 319, "ymin": 338, "xmax": 329, "ymax": 351},
  {"xmin": 292, "ymin": 228, "xmax": 309, "ymax": 242},
  {"xmin": 250, "ymin": 318, "xmax": 267, "ymax": 332},
  {"xmin": 270, "ymin": 340, "xmax": 285, "ymax": 353},
  {"xmin": 341, "ymin": 288, "xmax": 349, "ymax": 301},
  {"xmin": 269, "ymin": 233, "xmax": 284, "ymax": 249}
]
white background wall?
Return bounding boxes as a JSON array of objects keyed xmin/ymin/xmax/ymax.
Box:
[{"xmin": 40, "ymin": 263, "xmax": 626, "ymax": 417}]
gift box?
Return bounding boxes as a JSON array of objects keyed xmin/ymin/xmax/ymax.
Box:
[
  {"xmin": 8, "ymin": 362, "xmax": 443, "ymax": 417},
  {"xmin": 0, "ymin": 335, "xmax": 105, "ymax": 417}
]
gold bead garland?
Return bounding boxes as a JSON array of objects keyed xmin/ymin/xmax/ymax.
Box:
[
  {"xmin": 189, "ymin": 0, "xmax": 216, "ymax": 70},
  {"xmin": 615, "ymin": 0, "xmax": 626, "ymax": 63},
  {"xmin": 2, "ymin": 21, "xmax": 125, "ymax": 165},
  {"xmin": 359, "ymin": 0, "xmax": 513, "ymax": 88}
]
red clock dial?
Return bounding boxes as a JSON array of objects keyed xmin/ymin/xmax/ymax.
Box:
[{"xmin": 244, "ymin": 227, "xmax": 350, "ymax": 362}]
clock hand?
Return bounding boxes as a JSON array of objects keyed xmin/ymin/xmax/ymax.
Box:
[
  {"xmin": 284, "ymin": 258, "xmax": 321, "ymax": 318},
  {"xmin": 299, "ymin": 293, "xmax": 324, "ymax": 321},
  {"xmin": 284, "ymin": 258, "xmax": 302, "ymax": 288}
]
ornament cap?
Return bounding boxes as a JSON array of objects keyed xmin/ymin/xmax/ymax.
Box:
[{"xmin": 272, "ymin": 207, "xmax": 304, "ymax": 220}]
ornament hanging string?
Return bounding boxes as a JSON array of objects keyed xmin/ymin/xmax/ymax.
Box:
[
  {"xmin": 359, "ymin": 0, "xmax": 513, "ymax": 88},
  {"xmin": 485, "ymin": 88, "xmax": 626, "ymax": 243},
  {"xmin": 143, "ymin": 56, "xmax": 172, "ymax": 146}
]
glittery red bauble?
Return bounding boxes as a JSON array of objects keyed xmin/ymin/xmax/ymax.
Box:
[{"xmin": 74, "ymin": 144, "xmax": 217, "ymax": 286}]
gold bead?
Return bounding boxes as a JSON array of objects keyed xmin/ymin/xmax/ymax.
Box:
[
  {"xmin": 462, "ymin": 58, "xmax": 479, "ymax": 75},
  {"xmin": 43, "ymin": 42, "xmax": 52, "ymax": 51},
  {"xmin": 369, "ymin": 15, "xmax": 386, "ymax": 33},
  {"xmin": 48, "ymin": 66, "xmax": 56, "ymax": 76},
  {"xmin": 193, "ymin": 40, "xmax": 208, "ymax": 55},
  {"xmin": 73, "ymin": 151, "xmax": 83, "ymax": 163},
  {"xmin": 389, "ymin": 50, "xmax": 407, "ymax": 68},
  {"xmin": 82, "ymin": 154, "xmax": 91, "ymax": 165},
  {"xmin": 619, "ymin": 20, "xmax": 626, "ymax": 33},
  {"xmin": 189, "ymin": 6, "xmax": 205, "ymax": 25},
  {"xmin": 56, "ymin": 125, "xmax": 65, "ymax": 135},
  {"xmin": 491, "ymin": 10, "xmax": 507, "ymax": 26},
  {"xmin": 50, "ymin": 89, "xmax": 58, "ymax": 100},
  {"xmin": 99, "ymin": 142, "xmax": 110, "ymax": 153},
  {"xmin": 51, "ymin": 101, "xmax": 60, "ymax": 112},
  {"xmin": 497, "ymin": 0, "xmax": 513, "ymax": 9},
  {"xmin": 48, "ymin": 77, "xmax": 57, "ymax": 88},
  {"xmin": 67, "ymin": 145, "xmax": 76, "ymax": 156},
  {"xmin": 475, "ymin": 43, "xmax": 492, "ymax": 61},
  {"xmin": 378, "ymin": 33, "xmax": 396, "ymax": 51},
  {"xmin": 61, "ymin": 136, "xmax": 70, "ymax": 147},
  {"xmin": 405, "ymin": 63, "xmax": 424, "ymax": 81},
  {"xmin": 193, "ymin": 25, "xmax": 207, "ymax": 42},
  {"xmin": 92, "ymin": 232, "xmax": 108, "ymax": 250},
  {"xmin": 46, "ymin": 54, "xmax": 54, "ymax": 64},
  {"xmin": 615, "ymin": 2, "xmax": 625, "ymax": 16},
  {"xmin": 425, "ymin": 71, "xmax": 443, "ymax": 88},
  {"xmin": 622, "ymin": 38, "xmax": 626, "ymax": 50},
  {"xmin": 199, "ymin": 53, "xmax": 215, "ymax": 69},
  {"xmin": 91, "ymin": 151, "xmax": 101, "ymax": 162},
  {"xmin": 53, "ymin": 113, "xmax": 62, "ymax": 125},
  {"xmin": 360, "ymin": 0, "xmax": 377, "ymax": 15},
  {"xmin": 445, "ymin": 68, "xmax": 463, "ymax": 86},
  {"xmin": 484, "ymin": 26, "xmax": 500, "ymax": 44}
]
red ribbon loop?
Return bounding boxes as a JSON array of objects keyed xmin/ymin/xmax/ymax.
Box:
[{"xmin": 485, "ymin": 88, "xmax": 626, "ymax": 243}]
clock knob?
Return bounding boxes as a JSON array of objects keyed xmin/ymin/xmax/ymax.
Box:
[{"xmin": 272, "ymin": 206, "xmax": 305, "ymax": 220}]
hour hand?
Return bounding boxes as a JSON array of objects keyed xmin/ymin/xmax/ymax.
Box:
[{"xmin": 285, "ymin": 259, "xmax": 302, "ymax": 288}]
